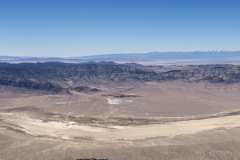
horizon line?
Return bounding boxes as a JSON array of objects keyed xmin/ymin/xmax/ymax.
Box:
[{"xmin": 1, "ymin": 49, "xmax": 240, "ymax": 58}]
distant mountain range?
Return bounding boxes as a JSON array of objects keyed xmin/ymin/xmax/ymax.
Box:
[
  {"xmin": 77, "ymin": 50, "xmax": 240, "ymax": 60},
  {"xmin": 1, "ymin": 50, "xmax": 240, "ymax": 63}
]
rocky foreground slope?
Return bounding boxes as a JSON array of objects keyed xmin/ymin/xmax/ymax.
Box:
[{"xmin": 0, "ymin": 62, "xmax": 240, "ymax": 93}]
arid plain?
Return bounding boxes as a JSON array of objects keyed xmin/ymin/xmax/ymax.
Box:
[
  {"xmin": 1, "ymin": 81, "xmax": 240, "ymax": 159},
  {"xmin": 1, "ymin": 62, "xmax": 240, "ymax": 159}
]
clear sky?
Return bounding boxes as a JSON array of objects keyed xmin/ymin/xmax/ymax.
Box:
[{"xmin": 0, "ymin": 0, "xmax": 240, "ymax": 57}]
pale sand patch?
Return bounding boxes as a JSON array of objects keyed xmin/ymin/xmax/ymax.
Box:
[
  {"xmin": 56, "ymin": 102, "xmax": 67, "ymax": 105},
  {"xmin": 2, "ymin": 112, "xmax": 240, "ymax": 142},
  {"xmin": 0, "ymin": 112, "xmax": 14, "ymax": 116},
  {"xmin": 106, "ymin": 98, "xmax": 122, "ymax": 105}
]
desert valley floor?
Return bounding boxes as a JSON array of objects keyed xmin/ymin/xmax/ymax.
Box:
[{"xmin": 1, "ymin": 81, "xmax": 240, "ymax": 160}]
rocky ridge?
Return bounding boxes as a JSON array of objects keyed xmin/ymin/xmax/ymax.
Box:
[{"xmin": 0, "ymin": 62, "xmax": 240, "ymax": 93}]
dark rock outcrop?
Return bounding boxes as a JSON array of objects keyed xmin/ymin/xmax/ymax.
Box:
[{"xmin": 73, "ymin": 86, "xmax": 101, "ymax": 93}]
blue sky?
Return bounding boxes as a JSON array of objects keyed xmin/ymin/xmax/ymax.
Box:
[{"xmin": 0, "ymin": 0, "xmax": 240, "ymax": 57}]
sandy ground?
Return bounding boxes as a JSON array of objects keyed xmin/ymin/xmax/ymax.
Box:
[
  {"xmin": 1, "ymin": 111, "xmax": 240, "ymax": 142},
  {"xmin": 1, "ymin": 82, "xmax": 240, "ymax": 159}
]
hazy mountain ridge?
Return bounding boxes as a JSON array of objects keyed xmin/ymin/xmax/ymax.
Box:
[
  {"xmin": 0, "ymin": 62, "xmax": 240, "ymax": 93},
  {"xmin": 78, "ymin": 51, "xmax": 240, "ymax": 60},
  {"xmin": 1, "ymin": 51, "xmax": 240, "ymax": 63}
]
